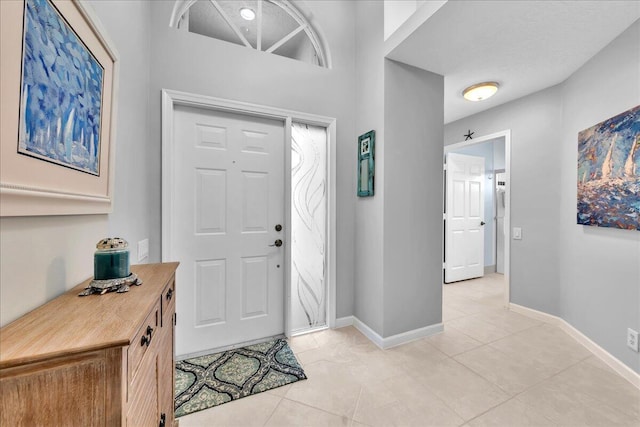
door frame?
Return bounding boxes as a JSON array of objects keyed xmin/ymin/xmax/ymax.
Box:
[
  {"xmin": 443, "ymin": 129, "xmax": 511, "ymax": 307},
  {"xmin": 493, "ymin": 168, "xmax": 506, "ymax": 275},
  {"xmin": 161, "ymin": 89, "xmax": 338, "ymax": 339}
]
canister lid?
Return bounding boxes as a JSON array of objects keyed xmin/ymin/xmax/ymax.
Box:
[{"xmin": 96, "ymin": 237, "xmax": 129, "ymax": 250}]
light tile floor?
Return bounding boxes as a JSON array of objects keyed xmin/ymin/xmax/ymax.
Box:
[{"xmin": 179, "ymin": 274, "xmax": 640, "ymax": 426}]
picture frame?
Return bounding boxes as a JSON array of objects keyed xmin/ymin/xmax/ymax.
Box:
[
  {"xmin": 0, "ymin": 0, "xmax": 119, "ymax": 216},
  {"xmin": 357, "ymin": 130, "xmax": 375, "ymax": 197}
]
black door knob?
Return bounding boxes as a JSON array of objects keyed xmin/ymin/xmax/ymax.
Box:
[
  {"xmin": 269, "ymin": 239, "xmax": 283, "ymax": 247},
  {"xmin": 480, "ymin": 221, "xmax": 486, "ymax": 226}
]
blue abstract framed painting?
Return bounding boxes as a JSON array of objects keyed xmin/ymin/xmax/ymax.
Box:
[
  {"xmin": 577, "ymin": 105, "xmax": 640, "ymax": 231},
  {"xmin": 19, "ymin": 0, "xmax": 103, "ymax": 175},
  {"xmin": 1, "ymin": 0, "xmax": 118, "ymax": 216}
]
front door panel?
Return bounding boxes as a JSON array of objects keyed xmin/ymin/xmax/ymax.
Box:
[{"xmin": 173, "ymin": 106, "xmax": 285, "ymax": 356}]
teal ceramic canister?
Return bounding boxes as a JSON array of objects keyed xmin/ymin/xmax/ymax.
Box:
[{"xmin": 94, "ymin": 238, "xmax": 130, "ymax": 280}]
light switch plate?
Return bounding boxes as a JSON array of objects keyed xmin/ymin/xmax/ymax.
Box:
[
  {"xmin": 137, "ymin": 239, "xmax": 149, "ymax": 262},
  {"xmin": 513, "ymin": 227, "xmax": 522, "ymax": 240},
  {"xmin": 628, "ymin": 328, "xmax": 639, "ymax": 352}
]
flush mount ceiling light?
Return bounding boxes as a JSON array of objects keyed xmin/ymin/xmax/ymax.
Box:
[
  {"xmin": 240, "ymin": 7, "xmax": 256, "ymax": 21},
  {"xmin": 462, "ymin": 82, "xmax": 499, "ymax": 102}
]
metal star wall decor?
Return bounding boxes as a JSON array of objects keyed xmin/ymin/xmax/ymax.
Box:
[{"xmin": 464, "ymin": 130, "xmax": 474, "ymax": 140}]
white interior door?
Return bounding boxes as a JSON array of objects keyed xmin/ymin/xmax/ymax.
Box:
[
  {"xmin": 445, "ymin": 153, "xmax": 485, "ymax": 283},
  {"xmin": 172, "ymin": 105, "xmax": 285, "ymax": 357}
]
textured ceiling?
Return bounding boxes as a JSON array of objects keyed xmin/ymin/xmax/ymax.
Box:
[{"xmin": 386, "ymin": 1, "xmax": 640, "ymax": 124}]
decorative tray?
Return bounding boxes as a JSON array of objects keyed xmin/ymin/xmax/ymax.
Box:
[{"xmin": 79, "ymin": 273, "xmax": 142, "ymax": 296}]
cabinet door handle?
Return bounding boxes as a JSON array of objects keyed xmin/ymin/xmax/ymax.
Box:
[
  {"xmin": 141, "ymin": 325, "xmax": 153, "ymax": 347},
  {"xmin": 159, "ymin": 413, "xmax": 166, "ymax": 427},
  {"xmin": 166, "ymin": 288, "xmax": 173, "ymax": 301}
]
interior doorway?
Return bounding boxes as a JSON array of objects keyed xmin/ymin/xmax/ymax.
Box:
[
  {"xmin": 443, "ymin": 130, "xmax": 511, "ymax": 307},
  {"xmin": 444, "ymin": 152, "xmax": 486, "ymax": 283},
  {"xmin": 161, "ymin": 90, "xmax": 337, "ymax": 359}
]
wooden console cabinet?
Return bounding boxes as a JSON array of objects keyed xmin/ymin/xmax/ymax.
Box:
[{"xmin": 0, "ymin": 262, "xmax": 179, "ymax": 426}]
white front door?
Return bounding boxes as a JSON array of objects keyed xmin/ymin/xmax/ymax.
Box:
[
  {"xmin": 445, "ymin": 153, "xmax": 485, "ymax": 283},
  {"xmin": 172, "ymin": 105, "xmax": 285, "ymax": 357}
]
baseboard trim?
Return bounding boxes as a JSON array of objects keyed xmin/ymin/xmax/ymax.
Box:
[
  {"xmin": 484, "ymin": 265, "xmax": 496, "ymax": 274},
  {"xmin": 382, "ymin": 322, "xmax": 444, "ymax": 349},
  {"xmin": 348, "ymin": 316, "xmax": 443, "ymax": 350},
  {"xmin": 334, "ymin": 316, "xmax": 354, "ymax": 329},
  {"xmin": 352, "ymin": 317, "xmax": 385, "ymax": 348},
  {"xmin": 509, "ymin": 303, "xmax": 557, "ymax": 324},
  {"xmin": 509, "ymin": 303, "xmax": 640, "ymax": 389}
]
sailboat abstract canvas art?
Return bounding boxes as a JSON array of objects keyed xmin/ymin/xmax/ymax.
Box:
[
  {"xmin": 577, "ymin": 105, "xmax": 640, "ymax": 230},
  {"xmin": 18, "ymin": 0, "xmax": 104, "ymax": 175}
]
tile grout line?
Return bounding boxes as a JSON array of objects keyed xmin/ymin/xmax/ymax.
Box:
[
  {"xmin": 261, "ymin": 394, "xmax": 285, "ymax": 427},
  {"xmin": 350, "ymin": 385, "xmax": 364, "ymax": 425},
  {"xmin": 410, "ymin": 337, "xmax": 488, "ymax": 425},
  {"xmin": 461, "ymin": 347, "xmax": 598, "ymax": 426},
  {"xmin": 279, "ymin": 393, "xmax": 359, "ymax": 421}
]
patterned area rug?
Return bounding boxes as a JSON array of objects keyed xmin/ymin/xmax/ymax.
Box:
[{"xmin": 174, "ymin": 338, "xmax": 306, "ymax": 417}]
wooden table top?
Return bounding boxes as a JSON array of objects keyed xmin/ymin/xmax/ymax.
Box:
[{"xmin": 0, "ymin": 262, "xmax": 179, "ymax": 369}]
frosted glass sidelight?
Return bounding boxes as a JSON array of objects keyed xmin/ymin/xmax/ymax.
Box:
[{"xmin": 291, "ymin": 123, "xmax": 327, "ymax": 332}]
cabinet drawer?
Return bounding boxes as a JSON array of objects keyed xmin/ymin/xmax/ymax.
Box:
[
  {"xmin": 161, "ymin": 279, "xmax": 176, "ymax": 327},
  {"xmin": 128, "ymin": 300, "xmax": 159, "ymax": 382}
]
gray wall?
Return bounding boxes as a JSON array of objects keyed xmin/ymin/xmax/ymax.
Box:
[
  {"xmin": 446, "ymin": 86, "xmax": 564, "ymax": 316},
  {"xmin": 383, "ymin": 60, "xmax": 443, "ymax": 337},
  {"xmin": 0, "ymin": 0, "xmax": 151, "ymax": 326},
  {"xmin": 88, "ymin": 0, "xmax": 154, "ymax": 262},
  {"xmin": 494, "ymin": 139, "xmax": 505, "ymax": 170},
  {"xmin": 0, "ymin": 215, "xmax": 106, "ymax": 325},
  {"xmin": 558, "ymin": 22, "xmax": 639, "ymax": 374},
  {"xmin": 0, "ymin": 0, "xmax": 358, "ymax": 324},
  {"xmin": 445, "ymin": 21, "xmax": 639, "ymax": 373},
  {"xmin": 354, "ymin": 3, "xmax": 445, "ymax": 338},
  {"xmin": 148, "ymin": 0, "xmax": 357, "ymax": 319},
  {"xmin": 354, "ymin": 0, "xmax": 385, "ymax": 334}
]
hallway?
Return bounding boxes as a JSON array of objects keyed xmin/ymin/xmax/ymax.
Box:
[{"xmin": 179, "ymin": 274, "xmax": 640, "ymax": 426}]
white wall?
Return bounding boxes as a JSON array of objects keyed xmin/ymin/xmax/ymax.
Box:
[
  {"xmin": 148, "ymin": 0, "xmax": 357, "ymax": 319},
  {"xmin": 384, "ymin": 1, "xmax": 419, "ymax": 40},
  {"xmin": 0, "ymin": 0, "xmax": 152, "ymax": 327},
  {"xmin": 559, "ymin": 22, "xmax": 639, "ymax": 374}
]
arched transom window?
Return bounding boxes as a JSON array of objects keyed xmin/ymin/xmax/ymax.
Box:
[{"xmin": 170, "ymin": 0, "xmax": 330, "ymax": 68}]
